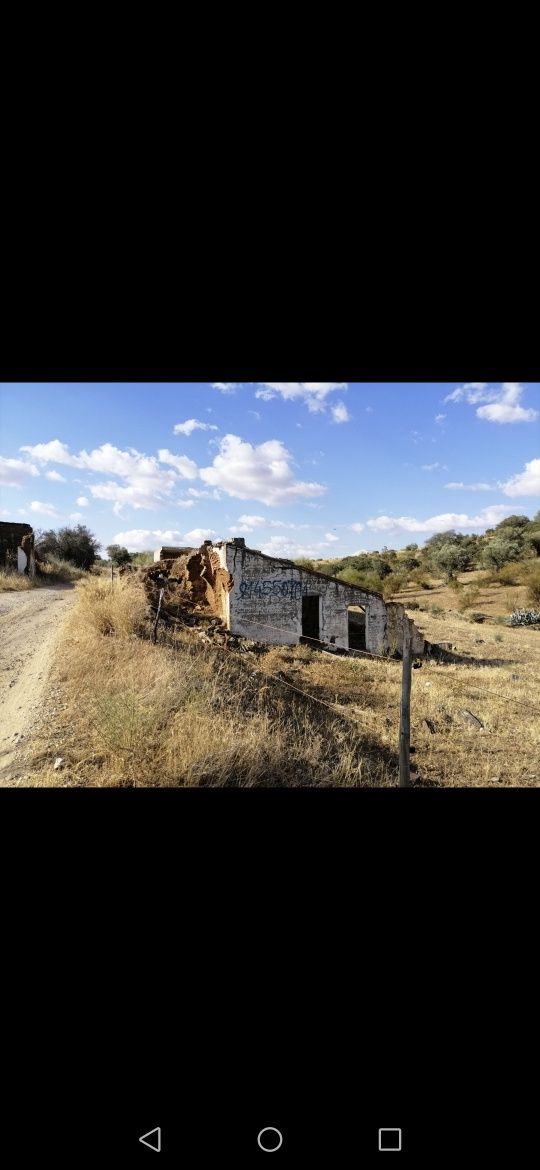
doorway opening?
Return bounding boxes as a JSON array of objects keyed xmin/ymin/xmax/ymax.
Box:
[
  {"xmin": 301, "ymin": 594, "xmax": 320, "ymax": 643},
  {"xmin": 348, "ymin": 605, "xmax": 366, "ymax": 650}
]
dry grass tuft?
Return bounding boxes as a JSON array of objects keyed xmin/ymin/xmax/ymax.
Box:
[
  {"xmin": 0, "ymin": 569, "xmax": 37, "ymax": 591},
  {"xmin": 37, "ymin": 558, "xmax": 85, "ymax": 584},
  {"xmin": 28, "ymin": 577, "xmax": 397, "ymax": 787},
  {"xmin": 1, "ymin": 558, "xmax": 85, "ymax": 591},
  {"xmin": 26, "ymin": 566, "xmax": 540, "ymax": 787},
  {"xmin": 75, "ymin": 573, "xmax": 149, "ymax": 637}
]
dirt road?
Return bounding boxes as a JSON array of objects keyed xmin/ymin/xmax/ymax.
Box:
[{"xmin": 0, "ymin": 585, "xmax": 76, "ymax": 785}]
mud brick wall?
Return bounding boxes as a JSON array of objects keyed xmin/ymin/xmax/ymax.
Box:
[{"xmin": 0, "ymin": 522, "xmax": 35, "ymax": 576}]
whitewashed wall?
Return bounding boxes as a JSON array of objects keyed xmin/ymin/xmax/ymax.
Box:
[{"xmin": 212, "ymin": 542, "xmax": 424, "ymax": 655}]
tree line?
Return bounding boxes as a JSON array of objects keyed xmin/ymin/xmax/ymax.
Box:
[
  {"xmin": 33, "ymin": 526, "xmax": 153, "ymax": 571},
  {"xmin": 296, "ymin": 512, "xmax": 540, "ymax": 598}
]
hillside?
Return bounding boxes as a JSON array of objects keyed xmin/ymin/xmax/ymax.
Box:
[{"xmin": 24, "ymin": 548, "xmax": 540, "ymax": 786}]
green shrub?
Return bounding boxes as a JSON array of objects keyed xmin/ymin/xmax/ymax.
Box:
[
  {"xmin": 493, "ymin": 562, "xmax": 522, "ymax": 586},
  {"xmin": 457, "ymin": 585, "xmax": 481, "ymax": 612},
  {"xmin": 381, "ymin": 573, "xmax": 408, "ymax": 599},
  {"xmin": 37, "ymin": 557, "xmax": 84, "ymax": 583},
  {"xmin": 525, "ymin": 566, "xmax": 540, "ymax": 607},
  {"xmin": 35, "ymin": 524, "xmax": 100, "ymax": 570}
]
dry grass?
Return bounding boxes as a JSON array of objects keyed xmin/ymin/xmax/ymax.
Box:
[
  {"xmin": 0, "ymin": 570, "xmax": 37, "ymax": 591},
  {"xmin": 0, "ymin": 559, "xmax": 85, "ymax": 591},
  {"xmin": 27, "ymin": 575, "xmax": 398, "ymax": 787},
  {"xmin": 37, "ymin": 557, "xmax": 85, "ymax": 584},
  {"xmin": 392, "ymin": 569, "xmax": 531, "ymax": 620},
  {"xmin": 258, "ymin": 621, "xmax": 540, "ymax": 785},
  {"xmin": 383, "ymin": 575, "xmax": 540, "ymax": 785},
  {"xmin": 25, "ymin": 568, "xmax": 540, "ymax": 787}
]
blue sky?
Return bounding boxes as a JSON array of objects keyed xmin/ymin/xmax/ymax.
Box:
[{"xmin": 1, "ymin": 382, "xmax": 539, "ymax": 558}]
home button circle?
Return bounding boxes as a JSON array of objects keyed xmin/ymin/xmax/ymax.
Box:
[{"xmin": 257, "ymin": 1127, "xmax": 283, "ymax": 1152}]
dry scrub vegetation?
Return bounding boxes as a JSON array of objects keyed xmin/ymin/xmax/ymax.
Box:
[
  {"xmin": 0, "ymin": 570, "xmax": 36, "ymax": 591},
  {"xmin": 26, "ymin": 568, "xmax": 540, "ymax": 787},
  {"xmin": 0, "ymin": 559, "xmax": 84, "ymax": 591},
  {"xmin": 27, "ymin": 575, "xmax": 399, "ymax": 787}
]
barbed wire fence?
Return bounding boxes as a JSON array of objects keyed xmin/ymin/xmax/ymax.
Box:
[{"xmin": 149, "ymin": 592, "xmax": 538, "ymax": 786}]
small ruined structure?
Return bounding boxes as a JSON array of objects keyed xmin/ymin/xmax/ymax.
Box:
[
  {"xmin": 150, "ymin": 537, "xmax": 425, "ymax": 656},
  {"xmin": 0, "ymin": 522, "xmax": 36, "ymax": 577},
  {"xmin": 153, "ymin": 545, "xmax": 193, "ymax": 562}
]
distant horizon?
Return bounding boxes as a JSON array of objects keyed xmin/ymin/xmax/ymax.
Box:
[{"xmin": 1, "ymin": 382, "xmax": 539, "ymax": 556}]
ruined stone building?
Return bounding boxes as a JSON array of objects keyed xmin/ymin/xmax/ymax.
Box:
[
  {"xmin": 153, "ymin": 545, "xmax": 193, "ymax": 562},
  {"xmin": 153, "ymin": 537, "xmax": 425, "ymax": 656},
  {"xmin": 0, "ymin": 522, "xmax": 36, "ymax": 576}
]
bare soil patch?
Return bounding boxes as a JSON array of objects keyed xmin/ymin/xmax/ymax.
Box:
[{"xmin": 0, "ymin": 585, "xmax": 76, "ymax": 785}]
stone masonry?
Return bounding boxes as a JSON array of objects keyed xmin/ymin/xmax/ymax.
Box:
[{"xmin": 211, "ymin": 538, "xmax": 425, "ymax": 656}]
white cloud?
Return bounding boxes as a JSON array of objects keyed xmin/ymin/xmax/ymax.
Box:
[
  {"xmin": 211, "ymin": 383, "xmax": 239, "ymax": 393},
  {"xmin": 421, "ymin": 463, "xmax": 448, "ymax": 471},
  {"xmin": 234, "ymin": 514, "xmax": 314, "ymax": 532},
  {"xmin": 113, "ymin": 529, "xmax": 185, "ymax": 552},
  {"xmin": 445, "ymin": 482, "xmax": 494, "ymax": 491},
  {"xmin": 173, "ymin": 419, "xmax": 219, "ymax": 436},
  {"xmin": 443, "ymin": 383, "xmax": 490, "ymax": 404},
  {"xmin": 444, "ymin": 383, "xmax": 538, "ymax": 423},
  {"xmin": 20, "ymin": 440, "xmax": 196, "ymax": 514},
  {"xmin": 46, "ymin": 470, "xmax": 66, "ymax": 482},
  {"xmin": 199, "ymin": 434, "xmax": 326, "ymax": 506},
  {"xmin": 501, "ymin": 458, "xmax": 540, "ymax": 497},
  {"xmin": 69, "ymin": 512, "xmax": 83, "ymax": 521},
  {"xmin": 89, "ymin": 472, "xmax": 181, "ymax": 514},
  {"xmin": 76, "ymin": 496, "xmax": 89, "ymax": 507},
  {"xmin": 477, "ymin": 383, "xmax": 538, "ymax": 423},
  {"xmin": 19, "ymin": 439, "xmax": 82, "ymax": 466},
  {"xmin": 156, "ymin": 450, "xmax": 199, "ymax": 479},
  {"xmin": 187, "ymin": 488, "xmax": 222, "ymax": 500},
  {"xmin": 435, "ymin": 413, "xmax": 446, "ymax": 424},
  {"xmin": 331, "ymin": 401, "xmax": 351, "ymax": 424},
  {"xmin": 325, "ymin": 532, "xmax": 339, "ymax": 542},
  {"xmin": 175, "ymin": 499, "xmax": 195, "ymax": 508},
  {"xmin": 183, "ymin": 528, "xmax": 217, "ymax": 543},
  {"xmin": 0, "ymin": 456, "xmax": 40, "ymax": 487},
  {"xmin": 258, "ymin": 535, "xmax": 342, "ymax": 559},
  {"xmin": 365, "ymin": 504, "xmax": 518, "ymax": 535},
  {"xmin": 254, "ymin": 382, "xmax": 347, "ymax": 414},
  {"xmin": 350, "ymin": 523, "xmax": 365, "ymax": 533},
  {"xmin": 248, "ymin": 410, "xmax": 261, "ymax": 420},
  {"xmin": 29, "ymin": 500, "xmax": 59, "ymax": 517}
]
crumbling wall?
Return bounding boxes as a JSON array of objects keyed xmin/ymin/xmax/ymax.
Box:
[
  {"xmin": 0, "ymin": 522, "xmax": 35, "ymax": 576},
  {"xmin": 215, "ymin": 542, "xmax": 389, "ymax": 652},
  {"xmin": 142, "ymin": 545, "xmax": 233, "ymax": 625},
  {"xmin": 385, "ymin": 602, "xmax": 425, "ymax": 656},
  {"xmin": 213, "ymin": 540, "xmax": 425, "ymax": 656},
  {"xmin": 135, "ymin": 538, "xmax": 425, "ymax": 657}
]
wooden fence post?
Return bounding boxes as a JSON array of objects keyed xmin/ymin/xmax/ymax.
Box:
[
  {"xmin": 111, "ymin": 562, "xmax": 114, "ymax": 588},
  {"xmin": 399, "ymin": 619, "xmax": 412, "ymax": 787}
]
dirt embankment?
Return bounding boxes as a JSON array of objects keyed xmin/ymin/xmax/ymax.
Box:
[{"xmin": 0, "ymin": 585, "xmax": 76, "ymax": 785}]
